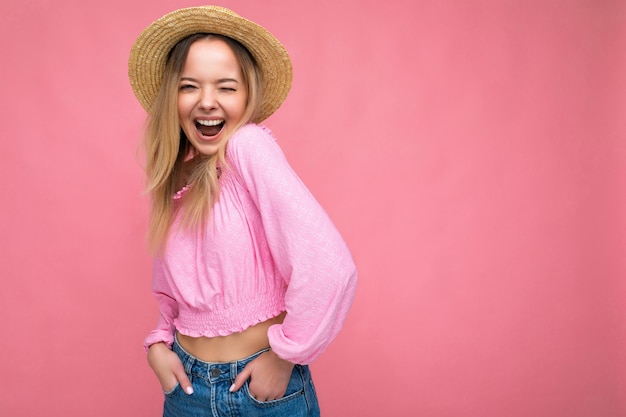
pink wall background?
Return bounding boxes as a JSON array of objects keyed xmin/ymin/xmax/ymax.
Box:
[{"xmin": 1, "ymin": 0, "xmax": 624, "ymax": 416}]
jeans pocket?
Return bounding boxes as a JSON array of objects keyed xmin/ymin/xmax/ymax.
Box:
[
  {"xmin": 243, "ymin": 365, "xmax": 306, "ymax": 408},
  {"xmin": 163, "ymin": 382, "xmax": 181, "ymax": 397}
]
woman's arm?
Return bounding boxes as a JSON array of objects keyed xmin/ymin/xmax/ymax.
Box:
[{"xmin": 228, "ymin": 124, "xmax": 358, "ymax": 365}]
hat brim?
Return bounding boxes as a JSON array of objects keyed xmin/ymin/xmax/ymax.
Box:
[{"xmin": 128, "ymin": 6, "xmax": 292, "ymax": 122}]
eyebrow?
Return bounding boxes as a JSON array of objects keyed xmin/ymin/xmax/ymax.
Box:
[{"xmin": 179, "ymin": 77, "xmax": 240, "ymax": 84}]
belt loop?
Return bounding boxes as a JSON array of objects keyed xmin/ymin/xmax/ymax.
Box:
[
  {"xmin": 230, "ymin": 361, "xmax": 238, "ymax": 382},
  {"xmin": 184, "ymin": 354, "xmax": 194, "ymax": 374}
]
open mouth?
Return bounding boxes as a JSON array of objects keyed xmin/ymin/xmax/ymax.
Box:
[{"xmin": 195, "ymin": 119, "xmax": 224, "ymax": 137}]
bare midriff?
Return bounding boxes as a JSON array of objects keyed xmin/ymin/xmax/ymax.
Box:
[{"xmin": 177, "ymin": 312, "xmax": 286, "ymax": 362}]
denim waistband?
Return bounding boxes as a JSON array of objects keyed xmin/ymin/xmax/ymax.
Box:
[{"xmin": 172, "ymin": 333, "xmax": 269, "ymax": 384}]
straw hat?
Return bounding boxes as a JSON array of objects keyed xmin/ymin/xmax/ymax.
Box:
[{"xmin": 128, "ymin": 6, "xmax": 292, "ymax": 122}]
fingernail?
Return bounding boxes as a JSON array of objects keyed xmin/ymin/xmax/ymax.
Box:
[
  {"xmin": 229, "ymin": 384, "xmax": 236, "ymax": 392},
  {"xmin": 185, "ymin": 386, "xmax": 194, "ymax": 395}
]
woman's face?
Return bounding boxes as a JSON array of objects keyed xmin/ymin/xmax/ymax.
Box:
[{"xmin": 177, "ymin": 38, "xmax": 248, "ymax": 156}]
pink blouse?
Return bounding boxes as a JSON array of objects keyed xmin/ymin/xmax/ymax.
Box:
[{"xmin": 143, "ymin": 124, "xmax": 357, "ymax": 364}]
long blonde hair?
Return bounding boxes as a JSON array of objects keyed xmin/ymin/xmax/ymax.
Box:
[{"xmin": 143, "ymin": 33, "xmax": 262, "ymax": 253}]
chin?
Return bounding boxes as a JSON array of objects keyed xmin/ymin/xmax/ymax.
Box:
[
  {"xmin": 194, "ymin": 145, "xmax": 221, "ymax": 157},
  {"xmin": 186, "ymin": 134, "xmax": 223, "ymax": 157}
]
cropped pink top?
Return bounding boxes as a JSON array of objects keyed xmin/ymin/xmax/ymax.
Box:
[{"xmin": 144, "ymin": 124, "xmax": 357, "ymax": 364}]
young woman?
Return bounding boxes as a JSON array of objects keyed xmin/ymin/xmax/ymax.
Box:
[{"xmin": 128, "ymin": 6, "xmax": 357, "ymax": 416}]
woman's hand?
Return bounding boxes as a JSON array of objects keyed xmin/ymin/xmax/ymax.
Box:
[
  {"xmin": 230, "ymin": 350, "xmax": 295, "ymax": 401},
  {"xmin": 147, "ymin": 342, "xmax": 194, "ymax": 395}
]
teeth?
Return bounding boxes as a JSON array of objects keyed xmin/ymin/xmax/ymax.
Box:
[{"xmin": 196, "ymin": 119, "xmax": 223, "ymax": 126}]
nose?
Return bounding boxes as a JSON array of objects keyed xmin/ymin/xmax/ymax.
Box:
[{"xmin": 198, "ymin": 88, "xmax": 217, "ymax": 110}]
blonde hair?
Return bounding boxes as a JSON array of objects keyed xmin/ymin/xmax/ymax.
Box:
[{"xmin": 143, "ymin": 33, "xmax": 262, "ymax": 252}]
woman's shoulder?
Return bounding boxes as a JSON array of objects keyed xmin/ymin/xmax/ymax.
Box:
[
  {"xmin": 227, "ymin": 123, "xmax": 280, "ymax": 159},
  {"xmin": 230, "ymin": 123, "xmax": 276, "ymax": 143}
]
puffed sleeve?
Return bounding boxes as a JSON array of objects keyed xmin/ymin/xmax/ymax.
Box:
[
  {"xmin": 227, "ymin": 124, "xmax": 358, "ymax": 364},
  {"xmin": 143, "ymin": 257, "xmax": 179, "ymax": 351}
]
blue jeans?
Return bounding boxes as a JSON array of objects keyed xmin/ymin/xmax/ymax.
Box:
[{"xmin": 163, "ymin": 335, "xmax": 321, "ymax": 417}]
